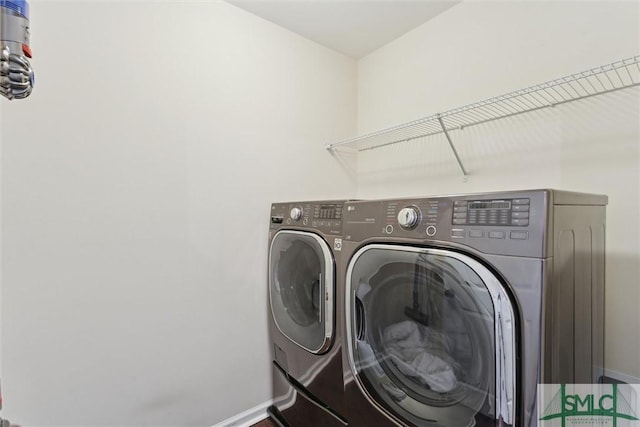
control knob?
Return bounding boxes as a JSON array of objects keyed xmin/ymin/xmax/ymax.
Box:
[
  {"xmin": 290, "ymin": 207, "xmax": 303, "ymax": 221},
  {"xmin": 397, "ymin": 206, "xmax": 421, "ymax": 229}
]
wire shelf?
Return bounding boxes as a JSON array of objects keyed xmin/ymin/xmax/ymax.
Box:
[{"xmin": 327, "ymin": 56, "xmax": 640, "ymax": 165}]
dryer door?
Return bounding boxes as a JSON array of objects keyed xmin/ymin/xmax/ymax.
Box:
[
  {"xmin": 270, "ymin": 230, "xmax": 334, "ymax": 354},
  {"xmin": 346, "ymin": 244, "xmax": 516, "ymax": 426}
]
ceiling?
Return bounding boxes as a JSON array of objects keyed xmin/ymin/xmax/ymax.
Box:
[{"xmin": 226, "ymin": 1, "xmax": 461, "ymax": 59}]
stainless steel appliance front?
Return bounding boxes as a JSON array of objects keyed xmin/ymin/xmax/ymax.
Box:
[
  {"xmin": 267, "ymin": 200, "xmax": 349, "ymax": 426},
  {"xmin": 340, "ymin": 189, "xmax": 607, "ymax": 427}
]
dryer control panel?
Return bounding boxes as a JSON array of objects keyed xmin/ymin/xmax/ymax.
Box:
[{"xmin": 270, "ymin": 201, "xmax": 343, "ymax": 236}]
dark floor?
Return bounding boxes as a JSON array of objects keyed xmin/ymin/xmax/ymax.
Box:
[{"xmin": 250, "ymin": 417, "xmax": 278, "ymax": 427}]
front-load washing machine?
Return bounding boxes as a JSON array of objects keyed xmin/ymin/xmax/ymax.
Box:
[
  {"xmin": 267, "ymin": 201, "xmax": 348, "ymax": 427},
  {"xmin": 340, "ymin": 189, "xmax": 607, "ymax": 427}
]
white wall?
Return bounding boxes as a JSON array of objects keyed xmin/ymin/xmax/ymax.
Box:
[
  {"xmin": 0, "ymin": 2, "xmax": 356, "ymax": 426},
  {"xmin": 357, "ymin": 1, "xmax": 640, "ymax": 379}
]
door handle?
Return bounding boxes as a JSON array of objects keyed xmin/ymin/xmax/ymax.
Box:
[{"xmin": 355, "ymin": 296, "xmax": 366, "ymax": 341}]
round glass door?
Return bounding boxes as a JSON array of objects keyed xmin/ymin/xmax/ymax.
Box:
[
  {"xmin": 346, "ymin": 245, "xmax": 515, "ymax": 426},
  {"xmin": 269, "ymin": 230, "xmax": 334, "ymax": 354}
]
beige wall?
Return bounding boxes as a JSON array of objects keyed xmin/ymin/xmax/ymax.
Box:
[
  {"xmin": 1, "ymin": 2, "xmax": 356, "ymax": 425},
  {"xmin": 356, "ymin": 0, "xmax": 640, "ymax": 380}
]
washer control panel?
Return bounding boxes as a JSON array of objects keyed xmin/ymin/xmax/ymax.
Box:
[
  {"xmin": 343, "ymin": 190, "xmax": 549, "ymax": 258},
  {"xmin": 385, "ymin": 200, "xmax": 440, "ymax": 236}
]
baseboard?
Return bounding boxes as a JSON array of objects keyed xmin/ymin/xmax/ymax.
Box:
[
  {"xmin": 604, "ymin": 368, "xmax": 640, "ymax": 384},
  {"xmin": 212, "ymin": 399, "xmax": 273, "ymax": 427}
]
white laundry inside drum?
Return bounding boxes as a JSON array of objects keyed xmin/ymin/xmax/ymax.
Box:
[{"xmin": 383, "ymin": 320, "xmax": 458, "ymax": 393}]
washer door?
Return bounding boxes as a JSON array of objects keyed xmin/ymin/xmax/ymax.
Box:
[
  {"xmin": 270, "ymin": 230, "xmax": 334, "ymax": 354},
  {"xmin": 346, "ymin": 245, "xmax": 516, "ymax": 426}
]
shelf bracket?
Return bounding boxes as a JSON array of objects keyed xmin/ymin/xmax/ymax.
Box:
[{"xmin": 437, "ymin": 114, "xmax": 467, "ymax": 177}]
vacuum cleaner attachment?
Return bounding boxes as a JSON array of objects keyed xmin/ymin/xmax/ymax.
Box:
[{"xmin": 1, "ymin": 0, "xmax": 34, "ymax": 100}]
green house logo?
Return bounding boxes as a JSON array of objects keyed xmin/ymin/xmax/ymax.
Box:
[{"xmin": 540, "ymin": 384, "xmax": 640, "ymax": 426}]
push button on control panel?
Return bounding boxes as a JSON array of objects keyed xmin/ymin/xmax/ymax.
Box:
[
  {"xmin": 512, "ymin": 204, "xmax": 530, "ymax": 212},
  {"xmin": 451, "ymin": 229, "xmax": 465, "ymax": 238},
  {"xmin": 469, "ymin": 230, "xmax": 484, "ymax": 238},
  {"xmin": 510, "ymin": 231, "xmax": 529, "ymax": 240}
]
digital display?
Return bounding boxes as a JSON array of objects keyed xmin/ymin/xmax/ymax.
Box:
[
  {"xmin": 469, "ymin": 200, "xmax": 511, "ymax": 210},
  {"xmin": 314, "ymin": 204, "xmax": 342, "ymax": 220},
  {"xmin": 452, "ymin": 198, "xmax": 529, "ymax": 227}
]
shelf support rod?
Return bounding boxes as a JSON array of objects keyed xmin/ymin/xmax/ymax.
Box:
[{"xmin": 437, "ymin": 114, "xmax": 467, "ymax": 177}]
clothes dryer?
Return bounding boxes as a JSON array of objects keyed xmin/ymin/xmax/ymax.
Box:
[
  {"xmin": 267, "ymin": 201, "xmax": 348, "ymax": 427},
  {"xmin": 340, "ymin": 190, "xmax": 607, "ymax": 427}
]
